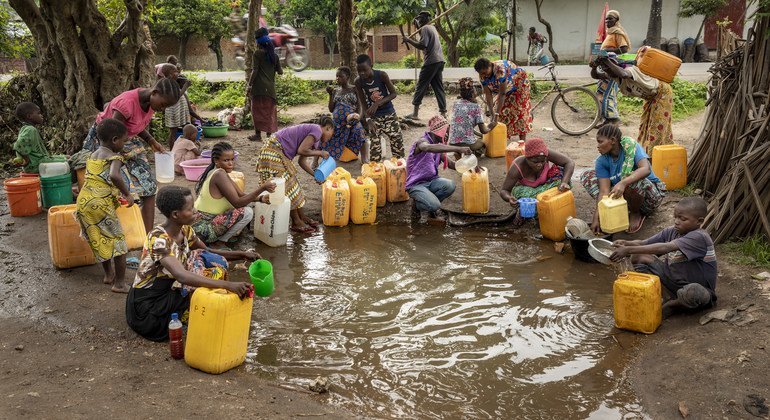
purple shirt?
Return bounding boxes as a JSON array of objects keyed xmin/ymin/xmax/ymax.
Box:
[
  {"xmin": 405, "ymin": 133, "xmax": 443, "ymax": 190},
  {"xmin": 275, "ymin": 124, "xmax": 322, "ymax": 160},
  {"xmin": 644, "ymin": 227, "xmax": 718, "ymax": 297}
]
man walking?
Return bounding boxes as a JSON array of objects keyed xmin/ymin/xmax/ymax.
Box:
[{"xmin": 401, "ymin": 11, "xmax": 446, "ymax": 120}]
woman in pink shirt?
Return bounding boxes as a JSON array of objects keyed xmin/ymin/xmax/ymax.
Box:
[{"xmin": 83, "ymin": 78, "xmax": 181, "ymax": 232}]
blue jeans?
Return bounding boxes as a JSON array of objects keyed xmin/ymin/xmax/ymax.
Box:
[{"xmin": 407, "ymin": 177, "xmax": 455, "ymax": 213}]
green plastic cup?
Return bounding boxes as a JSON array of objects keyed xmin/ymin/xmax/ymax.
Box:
[{"xmin": 248, "ymin": 259, "xmax": 274, "ymax": 297}]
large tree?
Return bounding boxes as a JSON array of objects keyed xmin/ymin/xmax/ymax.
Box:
[
  {"xmin": 679, "ymin": 0, "xmax": 728, "ymax": 44},
  {"xmin": 337, "ymin": 0, "xmax": 355, "ymax": 71},
  {"xmin": 645, "ymin": 0, "xmax": 663, "ymax": 47},
  {"xmin": 432, "ymin": 0, "xmax": 507, "ymax": 66},
  {"xmin": 267, "ymin": 0, "xmax": 338, "ymax": 67},
  {"xmin": 3, "ymin": 0, "xmax": 154, "ymax": 153}
]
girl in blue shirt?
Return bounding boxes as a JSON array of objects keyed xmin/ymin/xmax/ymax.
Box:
[{"xmin": 581, "ymin": 125, "xmax": 665, "ymax": 234}]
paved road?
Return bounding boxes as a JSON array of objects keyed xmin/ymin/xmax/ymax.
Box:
[
  {"xmin": 189, "ymin": 63, "xmax": 713, "ymax": 83},
  {"xmin": 0, "ymin": 63, "xmax": 711, "ymax": 84}
]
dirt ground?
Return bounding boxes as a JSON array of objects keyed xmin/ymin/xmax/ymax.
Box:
[{"xmin": 1, "ymin": 90, "xmax": 768, "ymax": 418}]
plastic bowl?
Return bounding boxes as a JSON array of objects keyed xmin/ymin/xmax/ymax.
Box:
[
  {"xmin": 588, "ymin": 238, "xmax": 615, "ymax": 265},
  {"xmin": 248, "ymin": 259, "xmax": 274, "ymax": 297},
  {"xmin": 569, "ymin": 234, "xmax": 613, "ymax": 263},
  {"xmin": 179, "ymin": 158, "xmax": 211, "ymax": 182},
  {"xmin": 202, "ymin": 125, "xmax": 229, "ymax": 138},
  {"xmin": 518, "ymin": 198, "xmax": 538, "ymax": 218},
  {"xmin": 200, "ymin": 150, "xmax": 240, "ymax": 160}
]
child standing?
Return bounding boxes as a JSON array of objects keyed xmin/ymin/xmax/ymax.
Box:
[
  {"xmin": 12, "ymin": 102, "xmax": 49, "ymax": 174},
  {"xmin": 159, "ymin": 64, "xmax": 202, "ymax": 150},
  {"xmin": 126, "ymin": 185, "xmax": 255, "ymax": 342},
  {"xmin": 171, "ymin": 124, "xmax": 201, "ymax": 174},
  {"xmin": 610, "ymin": 197, "xmax": 717, "ymax": 317},
  {"xmin": 354, "ymin": 54, "xmax": 404, "ymax": 162},
  {"xmin": 406, "ymin": 115, "xmax": 472, "ymax": 222},
  {"xmin": 448, "ymin": 77, "xmax": 495, "ymax": 157},
  {"xmin": 75, "ymin": 119, "xmax": 134, "ymax": 293}
]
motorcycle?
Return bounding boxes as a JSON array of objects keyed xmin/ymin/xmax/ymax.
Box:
[{"xmin": 232, "ymin": 23, "xmax": 309, "ymax": 72}]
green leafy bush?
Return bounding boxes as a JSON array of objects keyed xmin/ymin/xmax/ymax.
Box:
[
  {"xmin": 400, "ymin": 54, "xmax": 421, "ymax": 69},
  {"xmin": 394, "ymin": 80, "xmax": 415, "ymax": 95},
  {"xmin": 275, "ymin": 73, "xmax": 317, "ymax": 107},
  {"xmin": 618, "ymin": 79, "xmax": 707, "ymax": 122}
]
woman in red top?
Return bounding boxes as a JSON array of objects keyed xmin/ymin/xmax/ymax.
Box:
[{"xmin": 83, "ymin": 78, "xmax": 181, "ymax": 232}]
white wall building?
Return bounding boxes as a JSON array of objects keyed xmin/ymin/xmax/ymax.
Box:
[{"xmin": 511, "ymin": 0, "xmax": 754, "ymax": 62}]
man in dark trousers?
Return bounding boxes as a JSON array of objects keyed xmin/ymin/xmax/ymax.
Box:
[{"xmin": 401, "ymin": 11, "xmax": 446, "ymax": 120}]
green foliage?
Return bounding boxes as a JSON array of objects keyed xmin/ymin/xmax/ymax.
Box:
[
  {"xmin": 677, "ymin": 183, "xmax": 701, "ymax": 197},
  {"xmin": 355, "ymin": 0, "xmax": 422, "ymax": 26},
  {"xmin": 723, "ymin": 235, "xmax": 770, "ymax": 268},
  {"xmin": 274, "ymin": 73, "xmax": 318, "ymax": 107},
  {"xmin": 149, "ymin": 0, "xmax": 231, "ymax": 42},
  {"xmin": 185, "ymin": 73, "xmax": 319, "ymax": 111},
  {"xmin": 266, "ymin": 0, "xmax": 338, "ymax": 53},
  {"xmin": 618, "ymin": 79, "xmax": 707, "ymax": 122},
  {"xmin": 400, "ymin": 54, "xmax": 421, "ymax": 69},
  {"xmin": 679, "ymin": 0, "xmax": 728, "ymax": 18},
  {"xmin": 394, "ymin": 80, "xmax": 415, "ymax": 94},
  {"xmin": 149, "ymin": 113, "xmax": 170, "ymax": 146},
  {"xmin": 0, "ymin": 2, "xmax": 35, "ymax": 59},
  {"xmin": 278, "ymin": 113, "xmax": 295, "ymax": 125}
]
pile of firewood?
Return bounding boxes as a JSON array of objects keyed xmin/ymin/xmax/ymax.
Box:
[{"xmin": 688, "ymin": 11, "xmax": 770, "ymax": 243}]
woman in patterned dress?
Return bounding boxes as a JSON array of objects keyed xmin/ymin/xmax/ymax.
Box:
[
  {"xmin": 474, "ymin": 58, "xmax": 533, "ymax": 141},
  {"xmin": 324, "ymin": 66, "xmax": 367, "ymax": 161}
]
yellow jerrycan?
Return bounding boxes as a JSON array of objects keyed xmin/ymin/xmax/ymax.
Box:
[
  {"xmin": 651, "ymin": 145, "xmax": 687, "ymax": 190},
  {"xmin": 322, "ymin": 179, "xmax": 350, "ymax": 227},
  {"xmin": 613, "ymin": 271, "xmax": 662, "ymax": 334},
  {"xmin": 462, "ymin": 167, "xmax": 490, "ymax": 214},
  {"xmin": 327, "ymin": 166, "xmax": 351, "ymax": 183},
  {"xmin": 362, "ymin": 162, "xmax": 387, "ymax": 207},
  {"xmin": 382, "ymin": 158, "xmax": 409, "ymax": 202},
  {"xmin": 536, "ymin": 187, "xmax": 576, "ymax": 241},
  {"xmin": 116, "ymin": 203, "xmax": 147, "ymax": 250},
  {"xmin": 349, "ymin": 177, "xmax": 377, "ymax": 224},
  {"xmin": 598, "ymin": 196, "xmax": 629, "ymax": 233},
  {"xmin": 228, "ymin": 171, "xmax": 245, "ymax": 192},
  {"xmin": 483, "ymin": 122, "xmax": 507, "ymax": 158},
  {"xmin": 48, "ymin": 204, "xmax": 96, "ymax": 269},
  {"xmin": 184, "ymin": 287, "xmax": 254, "ymax": 374}
]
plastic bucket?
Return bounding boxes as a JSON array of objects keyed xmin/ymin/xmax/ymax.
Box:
[
  {"xmin": 569, "ymin": 234, "xmax": 612, "ymax": 263},
  {"xmin": 179, "ymin": 158, "xmax": 211, "ymax": 182},
  {"xmin": 539, "ymin": 55, "xmax": 550, "ymax": 65},
  {"xmin": 518, "ymin": 198, "xmax": 538, "ymax": 218},
  {"xmin": 248, "ymin": 259, "xmax": 274, "ymax": 297},
  {"xmin": 40, "ymin": 173, "xmax": 73, "ymax": 208},
  {"xmin": 314, "ymin": 157, "xmax": 336, "ymax": 182},
  {"xmin": 4, "ymin": 177, "xmax": 42, "ymax": 217}
]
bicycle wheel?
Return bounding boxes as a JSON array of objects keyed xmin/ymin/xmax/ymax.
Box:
[{"xmin": 550, "ymin": 86, "xmax": 601, "ymax": 136}]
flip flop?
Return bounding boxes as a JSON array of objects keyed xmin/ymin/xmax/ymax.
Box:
[
  {"xmin": 290, "ymin": 225, "xmax": 315, "ymax": 234},
  {"xmin": 126, "ymin": 257, "xmax": 140, "ymax": 270},
  {"xmin": 626, "ymin": 215, "xmax": 646, "ymax": 234}
]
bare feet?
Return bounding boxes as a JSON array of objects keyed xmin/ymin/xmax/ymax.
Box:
[
  {"xmin": 248, "ymin": 134, "xmax": 262, "ymax": 142},
  {"xmin": 302, "ymin": 217, "xmax": 319, "ymax": 228},
  {"xmin": 111, "ymin": 283, "xmax": 130, "ymax": 294},
  {"xmin": 103, "ymin": 274, "xmax": 114, "ymax": 285}
]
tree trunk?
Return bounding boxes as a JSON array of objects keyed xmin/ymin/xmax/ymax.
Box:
[
  {"xmin": 208, "ymin": 37, "xmax": 224, "ymax": 71},
  {"xmin": 645, "ymin": 0, "xmax": 663, "ymax": 47},
  {"xmin": 508, "ymin": 0, "xmax": 517, "ymax": 61},
  {"xmin": 534, "ymin": 0, "xmax": 558, "ymax": 63},
  {"xmin": 244, "ymin": 0, "xmax": 262, "ymax": 112},
  {"xmin": 178, "ymin": 33, "xmax": 190, "ymax": 69},
  {"xmin": 326, "ymin": 39, "xmax": 336, "ymax": 68},
  {"xmin": 337, "ymin": 0, "xmax": 355, "ymax": 71},
  {"xmin": 5, "ymin": 0, "xmax": 153, "ymax": 154}
]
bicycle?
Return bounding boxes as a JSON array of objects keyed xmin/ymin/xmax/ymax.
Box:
[{"xmin": 533, "ymin": 62, "xmax": 601, "ymax": 136}]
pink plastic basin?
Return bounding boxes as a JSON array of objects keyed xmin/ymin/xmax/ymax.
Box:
[{"xmin": 179, "ymin": 158, "xmax": 211, "ymax": 182}]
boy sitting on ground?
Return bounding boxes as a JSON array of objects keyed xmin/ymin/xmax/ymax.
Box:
[
  {"xmin": 610, "ymin": 197, "xmax": 717, "ymax": 317},
  {"xmin": 12, "ymin": 102, "xmax": 50, "ymax": 173}
]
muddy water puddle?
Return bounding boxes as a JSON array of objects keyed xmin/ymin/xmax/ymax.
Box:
[{"xmin": 234, "ymin": 224, "xmax": 644, "ymax": 418}]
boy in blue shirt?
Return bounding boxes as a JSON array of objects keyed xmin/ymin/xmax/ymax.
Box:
[
  {"xmin": 581, "ymin": 125, "xmax": 666, "ymax": 234},
  {"xmin": 610, "ymin": 197, "xmax": 717, "ymax": 317}
]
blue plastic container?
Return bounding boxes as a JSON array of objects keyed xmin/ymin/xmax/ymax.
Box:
[
  {"xmin": 314, "ymin": 157, "xmax": 336, "ymax": 182},
  {"xmin": 518, "ymin": 198, "xmax": 538, "ymax": 218},
  {"xmin": 539, "ymin": 55, "xmax": 550, "ymax": 65},
  {"xmin": 175, "ymin": 126, "xmax": 203, "ymax": 142}
]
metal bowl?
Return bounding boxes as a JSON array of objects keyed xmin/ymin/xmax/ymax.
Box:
[{"xmin": 588, "ymin": 238, "xmax": 614, "ymax": 265}]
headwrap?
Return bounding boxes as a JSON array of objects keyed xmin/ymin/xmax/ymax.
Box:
[
  {"xmin": 428, "ymin": 115, "xmax": 449, "ymax": 141},
  {"xmin": 524, "ymin": 137, "xmax": 548, "ymax": 158},
  {"xmin": 256, "ymin": 33, "xmax": 277, "ymax": 65},
  {"xmin": 605, "ymin": 10, "xmax": 631, "ymax": 50},
  {"xmin": 606, "ymin": 9, "xmax": 620, "ymax": 20}
]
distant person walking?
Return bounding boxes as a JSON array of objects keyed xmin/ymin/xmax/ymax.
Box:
[
  {"xmin": 248, "ymin": 27, "xmax": 283, "ymax": 142},
  {"xmin": 527, "ymin": 27, "xmax": 548, "ymax": 65},
  {"xmin": 401, "ymin": 11, "xmax": 446, "ymax": 120},
  {"xmin": 594, "ymin": 9, "xmax": 631, "ymax": 126}
]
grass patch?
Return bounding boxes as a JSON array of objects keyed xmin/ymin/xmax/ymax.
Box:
[
  {"xmin": 185, "ymin": 73, "xmax": 323, "ymax": 111},
  {"xmin": 618, "ymin": 78, "xmax": 707, "ymax": 122},
  {"xmin": 677, "ymin": 183, "xmax": 701, "ymax": 196},
  {"xmin": 394, "ymin": 80, "xmax": 415, "ymax": 95},
  {"xmin": 723, "ymin": 235, "xmax": 770, "ymax": 268}
]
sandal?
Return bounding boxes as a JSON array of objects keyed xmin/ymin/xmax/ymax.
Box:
[
  {"xmin": 290, "ymin": 225, "xmax": 315, "ymax": 234},
  {"xmin": 626, "ymin": 215, "xmax": 646, "ymax": 234},
  {"xmin": 126, "ymin": 257, "xmax": 140, "ymax": 270}
]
